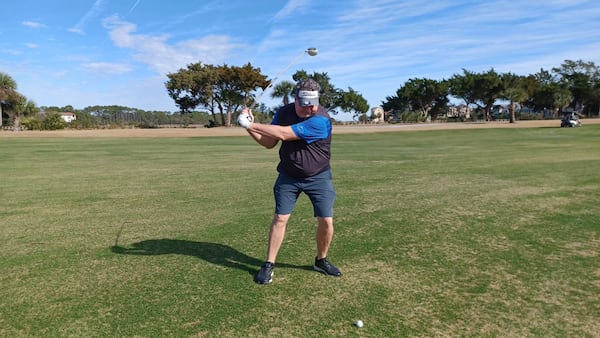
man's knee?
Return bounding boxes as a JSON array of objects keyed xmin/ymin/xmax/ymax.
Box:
[
  {"xmin": 272, "ymin": 214, "xmax": 291, "ymax": 227},
  {"xmin": 317, "ymin": 216, "xmax": 333, "ymax": 228}
]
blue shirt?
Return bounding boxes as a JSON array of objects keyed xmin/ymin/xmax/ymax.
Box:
[{"xmin": 289, "ymin": 115, "xmax": 331, "ymax": 144}]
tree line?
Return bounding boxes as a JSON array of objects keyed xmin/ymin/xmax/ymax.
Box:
[
  {"xmin": 1, "ymin": 59, "xmax": 598, "ymax": 130},
  {"xmin": 164, "ymin": 64, "xmax": 369, "ymax": 126},
  {"xmin": 382, "ymin": 59, "xmax": 600, "ymax": 123}
]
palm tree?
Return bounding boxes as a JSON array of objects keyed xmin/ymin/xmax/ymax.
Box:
[
  {"xmin": 500, "ymin": 73, "xmax": 529, "ymax": 123},
  {"xmin": 9, "ymin": 94, "xmax": 37, "ymax": 131},
  {"xmin": 0, "ymin": 72, "xmax": 19, "ymax": 128},
  {"xmin": 270, "ymin": 81, "xmax": 295, "ymax": 106}
]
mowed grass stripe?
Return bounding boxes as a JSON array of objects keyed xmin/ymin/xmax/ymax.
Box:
[{"xmin": 0, "ymin": 125, "xmax": 598, "ymax": 337}]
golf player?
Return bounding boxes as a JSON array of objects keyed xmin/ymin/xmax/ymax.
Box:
[{"xmin": 237, "ymin": 79, "xmax": 342, "ymax": 284}]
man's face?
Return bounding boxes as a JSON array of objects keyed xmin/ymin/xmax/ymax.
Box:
[{"xmin": 294, "ymin": 100, "xmax": 318, "ymax": 118}]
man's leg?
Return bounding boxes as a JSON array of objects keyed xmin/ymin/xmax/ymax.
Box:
[
  {"xmin": 266, "ymin": 213, "xmax": 290, "ymax": 263},
  {"xmin": 255, "ymin": 213, "xmax": 291, "ymax": 285},
  {"xmin": 313, "ymin": 216, "xmax": 342, "ymax": 276},
  {"xmin": 315, "ymin": 216, "xmax": 333, "ymax": 259}
]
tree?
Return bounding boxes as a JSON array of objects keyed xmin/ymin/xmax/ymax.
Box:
[
  {"xmin": 292, "ymin": 70, "xmax": 368, "ymax": 117},
  {"xmin": 400, "ymin": 78, "xmax": 449, "ymax": 121},
  {"xmin": 270, "ymin": 80, "xmax": 295, "ymax": 106},
  {"xmin": 448, "ymin": 69, "xmax": 478, "ymax": 109},
  {"xmin": 214, "ymin": 63, "xmax": 268, "ymax": 127},
  {"xmin": 7, "ymin": 94, "xmax": 37, "ymax": 131},
  {"xmin": 500, "ymin": 73, "xmax": 529, "ymax": 123},
  {"xmin": 83, "ymin": 105, "xmax": 147, "ymax": 126},
  {"xmin": 166, "ymin": 63, "xmax": 268, "ymax": 127},
  {"xmin": 528, "ymin": 69, "xmax": 572, "ymax": 118},
  {"xmin": 336, "ymin": 87, "xmax": 369, "ymax": 121},
  {"xmin": 552, "ymin": 59, "xmax": 600, "ymax": 116},
  {"xmin": 0, "ymin": 72, "xmax": 19, "ymax": 128},
  {"xmin": 381, "ymin": 92, "xmax": 409, "ymax": 118},
  {"xmin": 381, "ymin": 78, "xmax": 449, "ymax": 122},
  {"xmin": 449, "ymin": 69, "xmax": 503, "ymax": 121}
]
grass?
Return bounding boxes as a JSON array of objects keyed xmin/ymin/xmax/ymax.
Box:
[{"xmin": 0, "ymin": 125, "xmax": 599, "ymax": 337}]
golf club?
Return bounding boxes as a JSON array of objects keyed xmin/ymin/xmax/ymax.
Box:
[{"xmin": 249, "ymin": 47, "xmax": 318, "ymax": 109}]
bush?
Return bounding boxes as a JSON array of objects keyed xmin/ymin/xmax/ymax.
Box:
[
  {"xmin": 398, "ymin": 111, "xmax": 426, "ymax": 123},
  {"xmin": 21, "ymin": 117, "xmax": 42, "ymax": 130},
  {"xmin": 518, "ymin": 112, "xmax": 543, "ymax": 121},
  {"xmin": 42, "ymin": 113, "xmax": 66, "ymax": 130}
]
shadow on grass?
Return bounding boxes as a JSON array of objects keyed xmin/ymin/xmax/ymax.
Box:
[{"xmin": 111, "ymin": 239, "xmax": 312, "ymax": 275}]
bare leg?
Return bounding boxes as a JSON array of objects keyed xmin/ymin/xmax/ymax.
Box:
[
  {"xmin": 316, "ymin": 216, "xmax": 334, "ymax": 259},
  {"xmin": 266, "ymin": 214, "xmax": 290, "ymax": 263}
]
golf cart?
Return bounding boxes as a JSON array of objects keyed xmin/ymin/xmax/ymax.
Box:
[{"xmin": 560, "ymin": 112, "xmax": 582, "ymax": 128}]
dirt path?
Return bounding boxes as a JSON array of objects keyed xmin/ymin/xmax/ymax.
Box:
[{"xmin": 1, "ymin": 119, "xmax": 598, "ymax": 138}]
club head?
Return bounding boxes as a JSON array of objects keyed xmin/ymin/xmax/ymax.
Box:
[{"xmin": 306, "ymin": 48, "xmax": 318, "ymax": 56}]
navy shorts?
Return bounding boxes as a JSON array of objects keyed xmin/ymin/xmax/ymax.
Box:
[{"xmin": 273, "ymin": 169, "xmax": 336, "ymax": 217}]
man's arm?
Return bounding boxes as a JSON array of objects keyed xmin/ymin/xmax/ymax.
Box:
[
  {"xmin": 238, "ymin": 108, "xmax": 300, "ymax": 148},
  {"xmin": 246, "ymin": 129, "xmax": 279, "ymax": 149},
  {"xmin": 247, "ymin": 123, "xmax": 299, "ymax": 145}
]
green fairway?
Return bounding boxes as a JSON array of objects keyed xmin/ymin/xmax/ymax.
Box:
[{"xmin": 1, "ymin": 126, "xmax": 599, "ymax": 337}]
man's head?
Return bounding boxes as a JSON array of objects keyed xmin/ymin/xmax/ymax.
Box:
[{"xmin": 294, "ymin": 79, "xmax": 320, "ymax": 117}]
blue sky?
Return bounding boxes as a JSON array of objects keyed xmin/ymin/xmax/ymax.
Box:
[{"xmin": 1, "ymin": 0, "xmax": 599, "ymax": 119}]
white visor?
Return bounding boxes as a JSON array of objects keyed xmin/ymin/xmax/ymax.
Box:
[{"xmin": 297, "ymin": 90, "xmax": 319, "ymax": 106}]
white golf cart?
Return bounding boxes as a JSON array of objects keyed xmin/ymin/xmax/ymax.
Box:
[{"xmin": 560, "ymin": 112, "xmax": 582, "ymax": 128}]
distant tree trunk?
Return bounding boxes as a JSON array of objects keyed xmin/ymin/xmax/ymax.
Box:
[
  {"xmin": 13, "ymin": 114, "xmax": 21, "ymax": 131},
  {"xmin": 485, "ymin": 105, "xmax": 493, "ymax": 121},
  {"xmin": 509, "ymin": 101, "xmax": 516, "ymax": 123},
  {"xmin": 219, "ymin": 109, "xmax": 226, "ymax": 127},
  {"xmin": 226, "ymin": 107, "xmax": 232, "ymax": 127}
]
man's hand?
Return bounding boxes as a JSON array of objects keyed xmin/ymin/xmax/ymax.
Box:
[{"xmin": 237, "ymin": 109, "xmax": 254, "ymax": 129}]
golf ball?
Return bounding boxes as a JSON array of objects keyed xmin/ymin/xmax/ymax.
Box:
[{"xmin": 355, "ymin": 320, "xmax": 363, "ymax": 328}]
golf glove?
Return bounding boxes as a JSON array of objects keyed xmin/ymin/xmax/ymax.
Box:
[{"xmin": 237, "ymin": 112, "xmax": 253, "ymax": 129}]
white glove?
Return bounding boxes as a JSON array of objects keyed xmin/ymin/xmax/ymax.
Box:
[{"xmin": 237, "ymin": 112, "xmax": 253, "ymax": 129}]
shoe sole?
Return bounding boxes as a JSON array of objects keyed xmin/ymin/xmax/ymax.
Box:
[{"xmin": 313, "ymin": 265, "xmax": 341, "ymax": 277}]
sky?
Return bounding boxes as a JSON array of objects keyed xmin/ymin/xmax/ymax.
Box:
[{"xmin": 1, "ymin": 0, "xmax": 599, "ymax": 120}]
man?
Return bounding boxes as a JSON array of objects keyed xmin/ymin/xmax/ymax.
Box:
[{"xmin": 237, "ymin": 79, "xmax": 342, "ymax": 284}]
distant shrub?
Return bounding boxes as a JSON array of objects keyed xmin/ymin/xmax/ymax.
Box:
[
  {"xmin": 399, "ymin": 111, "xmax": 426, "ymax": 123},
  {"xmin": 21, "ymin": 117, "xmax": 42, "ymax": 130},
  {"xmin": 43, "ymin": 113, "xmax": 66, "ymax": 130},
  {"xmin": 518, "ymin": 112, "xmax": 543, "ymax": 120}
]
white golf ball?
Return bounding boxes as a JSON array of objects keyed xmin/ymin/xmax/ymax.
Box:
[{"xmin": 355, "ymin": 320, "xmax": 363, "ymax": 328}]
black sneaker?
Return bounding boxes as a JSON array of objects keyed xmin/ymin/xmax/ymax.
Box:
[
  {"xmin": 255, "ymin": 262, "xmax": 274, "ymax": 284},
  {"xmin": 313, "ymin": 257, "xmax": 342, "ymax": 277}
]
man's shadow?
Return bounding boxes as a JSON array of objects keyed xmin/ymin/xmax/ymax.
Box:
[{"xmin": 111, "ymin": 239, "xmax": 312, "ymax": 276}]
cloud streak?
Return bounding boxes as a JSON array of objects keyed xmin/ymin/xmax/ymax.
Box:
[
  {"xmin": 69, "ymin": 0, "xmax": 107, "ymax": 34},
  {"xmin": 128, "ymin": 0, "xmax": 141, "ymax": 14},
  {"xmin": 273, "ymin": 0, "xmax": 312, "ymax": 21}
]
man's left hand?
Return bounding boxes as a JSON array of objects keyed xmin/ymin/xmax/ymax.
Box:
[{"xmin": 237, "ymin": 111, "xmax": 253, "ymax": 129}]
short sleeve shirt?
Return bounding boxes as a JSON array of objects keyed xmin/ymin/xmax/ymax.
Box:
[{"xmin": 271, "ymin": 104, "xmax": 332, "ymax": 178}]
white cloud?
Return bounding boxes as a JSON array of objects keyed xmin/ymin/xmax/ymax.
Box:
[
  {"xmin": 22, "ymin": 21, "xmax": 45, "ymax": 28},
  {"xmin": 102, "ymin": 15, "xmax": 242, "ymax": 74},
  {"xmin": 4, "ymin": 49, "xmax": 23, "ymax": 55},
  {"xmin": 82, "ymin": 62, "xmax": 133, "ymax": 74},
  {"xmin": 67, "ymin": 28, "xmax": 84, "ymax": 35},
  {"xmin": 25, "ymin": 43, "xmax": 39, "ymax": 49}
]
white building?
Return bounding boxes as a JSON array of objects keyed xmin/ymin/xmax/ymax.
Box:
[{"xmin": 60, "ymin": 112, "xmax": 76, "ymax": 123}]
